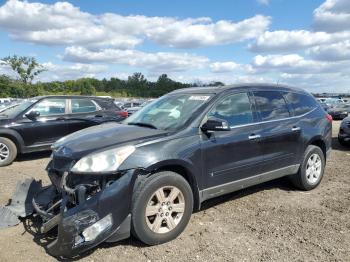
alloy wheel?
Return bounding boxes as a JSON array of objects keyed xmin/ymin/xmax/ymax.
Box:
[
  {"xmin": 0, "ymin": 143, "xmax": 9, "ymax": 162},
  {"xmin": 306, "ymin": 153, "xmax": 322, "ymax": 184},
  {"xmin": 145, "ymin": 186, "xmax": 185, "ymax": 234}
]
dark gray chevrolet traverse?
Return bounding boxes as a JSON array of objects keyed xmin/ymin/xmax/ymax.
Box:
[{"xmin": 33, "ymin": 84, "xmax": 332, "ymax": 257}]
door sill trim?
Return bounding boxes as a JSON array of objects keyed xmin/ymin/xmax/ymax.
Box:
[{"xmin": 201, "ymin": 164, "xmax": 300, "ymax": 202}]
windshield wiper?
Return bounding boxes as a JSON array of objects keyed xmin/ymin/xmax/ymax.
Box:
[{"xmin": 127, "ymin": 122, "xmax": 158, "ymax": 129}]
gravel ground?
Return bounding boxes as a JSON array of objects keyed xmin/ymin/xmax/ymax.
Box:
[{"xmin": 0, "ymin": 121, "xmax": 349, "ymax": 262}]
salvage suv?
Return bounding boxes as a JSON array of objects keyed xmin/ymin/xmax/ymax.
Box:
[
  {"xmin": 33, "ymin": 84, "xmax": 332, "ymax": 257},
  {"xmin": 0, "ymin": 96, "xmax": 127, "ymax": 166}
]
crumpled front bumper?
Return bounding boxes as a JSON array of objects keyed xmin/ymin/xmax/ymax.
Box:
[{"xmin": 32, "ymin": 169, "xmax": 138, "ymax": 258}]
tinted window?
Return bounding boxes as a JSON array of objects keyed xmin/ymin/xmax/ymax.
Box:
[
  {"xmin": 208, "ymin": 93, "xmax": 254, "ymax": 126},
  {"xmin": 30, "ymin": 99, "xmax": 66, "ymax": 116},
  {"xmin": 71, "ymin": 99, "xmax": 97, "ymax": 113},
  {"xmin": 253, "ymin": 91, "xmax": 290, "ymax": 121},
  {"xmin": 283, "ymin": 92, "xmax": 317, "ymax": 116}
]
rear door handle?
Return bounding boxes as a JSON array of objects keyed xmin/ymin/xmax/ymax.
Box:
[
  {"xmin": 248, "ymin": 134, "xmax": 261, "ymax": 140},
  {"xmin": 292, "ymin": 126, "xmax": 301, "ymax": 131}
]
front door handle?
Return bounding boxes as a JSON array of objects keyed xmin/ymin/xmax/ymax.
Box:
[
  {"xmin": 248, "ymin": 134, "xmax": 261, "ymax": 140},
  {"xmin": 56, "ymin": 117, "xmax": 66, "ymax": 121},
  {"xmin": 292, "ymin": 126, "xmax": 301, "ymax": 131}
]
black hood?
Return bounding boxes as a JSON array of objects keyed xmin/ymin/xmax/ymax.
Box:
[
  {"xmin": 52, "ymin": 122, "xmax": 168, "ymax": 159},
  {"xmin": 0, "ymin": 116, "xmax": 11, "ymax": 126}
]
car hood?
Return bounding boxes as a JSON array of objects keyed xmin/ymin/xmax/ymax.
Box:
[
  {"xmin": 52, "ymin": 122, "xmax": 168, "ymax": 159},
  {"xmin": 0, "ymin": 116, "xmax": 11, "ymax": 126}
]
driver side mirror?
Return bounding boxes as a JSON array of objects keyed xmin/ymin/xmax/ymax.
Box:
[
  {"xmin": 25, "ymin": 111, "xmax": 40, "ymax": 121},
  {"xmin": 201, "ymin": 117, "xmax": 230, "ymax": 133}
]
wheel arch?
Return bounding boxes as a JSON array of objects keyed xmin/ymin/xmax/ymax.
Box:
[
  {"xmin": 307, "ymin": 136, "xmax": 327, "ymax": 160},
  {"xmin": 0, "ymin": 129, "xmax": 24, "ymax": 153},
  {"xmin": 145, "ymin": 159, "xmax": 201, "ymax": 211}
]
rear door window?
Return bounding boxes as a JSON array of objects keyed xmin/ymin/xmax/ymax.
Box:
[
  {"xmin": 283, "ymin": 92, "xmax": 318, "ymax": 116},
  {"xmin": 71, "ymin": 99, "xmax": 98, "ymax": 114},
  {"xmin": 208, "ymin": 92, "xmax": 254, "ymax": 126},
  {"xmin": 253, "ymin": 91, "xmax": 290, "ymax": 121}
]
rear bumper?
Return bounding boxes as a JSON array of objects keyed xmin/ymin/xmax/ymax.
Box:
[{"xmin": 33, "ymin": 169, "xmax": 138, "ymax": 258}]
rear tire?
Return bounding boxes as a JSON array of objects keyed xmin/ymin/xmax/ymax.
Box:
[
  {"xmin": 338, "ymin": 137, "xmax": 349, "ymax": 147},
  {"xmin": 131, "ymin": 171, "xmax": 193, "ymax": 245},
  {"xmin": 290, "ymin": 145, "xmax": 325, "ymax": 191},
  {"xmin": 0, "ymin": 137, "xmax": 17, "ymax": 167}
]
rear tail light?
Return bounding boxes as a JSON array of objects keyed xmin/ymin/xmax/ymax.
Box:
[
  {"xmin": 116, "ymin": 111, "xmax": 128, "ymax": 118},
  {"xmin": 326, "ymin": 114, "xmax": 333, "ymax": 123}
]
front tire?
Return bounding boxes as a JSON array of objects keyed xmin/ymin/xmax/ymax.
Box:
[
  {"xmin": 290, "ymin": 145, "xmax": 325, "ymax": 191},
  {"xmin": 131, "ymin": 171, "xmax": 193, "ymax": 245},
  {"xmin": 0, "ymin": 137, "xmax": 17, "ymax": 167}
]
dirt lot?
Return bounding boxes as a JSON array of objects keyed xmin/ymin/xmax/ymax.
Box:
[{"xmin": 0, "ymin": 121, "xmax": 349, "ymax": 261}]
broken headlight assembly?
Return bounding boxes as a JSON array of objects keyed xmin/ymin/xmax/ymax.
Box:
[{"xmin": 71, "ymin": 145, "xmax": 135, "ymax": 174}]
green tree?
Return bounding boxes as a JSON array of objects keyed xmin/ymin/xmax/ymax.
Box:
[
  {"xmin": 127, "ymin": 72, "xmax": 148, "ymax": 89},
  {"xmin": 79, "ymin": 80, "xmax": 96, "ymax": 95},
  {"xmin": 1, "ymin": 55, "xmax": 45, "ymax": 84}
]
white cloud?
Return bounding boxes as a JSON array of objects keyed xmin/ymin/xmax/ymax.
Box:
[
  {"xmin": 307, "ymin": 40, "xmax": 350, "ymax": 61},
  {"xmin": 63, "ymin": 46, "xmax": 209, "ymax": 72},
  {"xmin": 257, "ymin": 0, "xmax": 269, "ymax": 6},
  {"xmin": 38, "ymin": 62, "xmax": 108, "ymax": 82},
  {"xmin": 0, "ymin": 0, "xmax": 270, "ymax": 49},
  {"xmin": 0, "ymin": 62, "xmax": 17, "ymax": 78},
  {"xmin": 210, "ymin": 62, "xmax": 241, "ymax": 73},
  {"xmin": 313, "ymin": 0, "xmax": 350, "ymax": 32},
  {"xmin": 250, "ymin": 54, "xmax": 350, "ymax": 74},
  {"xmin": 249, "ymin": 0, "xmax": 350, "ymax": 53},
  {"xmin": 248, "ymin": 30, "xmax": 350, "ymax": 52},
  {"xmin": 143, "ymin": 15, "xmax": 271, "ymax": 48},
  {"xmin": 279, "ymin": 72, "xmax": 350, "ymax": 92}
]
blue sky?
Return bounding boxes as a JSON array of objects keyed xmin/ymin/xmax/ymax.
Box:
[{"xmin": 0, "ymin": 0, "xmax": 349, "ymax": 92}]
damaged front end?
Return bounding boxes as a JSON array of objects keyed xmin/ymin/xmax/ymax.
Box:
[{"xmin": 32, "ymin": 161, "xmax": 140, "ymax": 258}]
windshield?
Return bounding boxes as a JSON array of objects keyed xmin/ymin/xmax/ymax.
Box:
[
  {"xmin": 123, "ymin": 94, "xmax": 212, "ymax": 130},
  {"xmin": 0, "ymin": 100, "xmax": 37, "ymax": 118}
]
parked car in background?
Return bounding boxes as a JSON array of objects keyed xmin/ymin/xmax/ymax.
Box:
[
  {"xmin": 327, "ymin": 103, "xmax": 350, "ymax": 120},
  {"xmin": 319, "ymin": 102, "xmax": 330, "ymax": 112},
  {"xmin": 0, "ymin": 95, "xmax": 127, "ymax": 166},
  {"xmin": 114, "ymin": 101, "xmax": 125, "ymax": 110},
  {"xmin": 320, "ymin": 98, "xmax": 344, "ymax": 108},
  {"xmin": 35, "ymin": 84, "xmax": 332, "ymax": 257},
  {"xmin": 338, "ymin": 116, "xmax": 350, "ymax": 146},
  {"xmin": 123, "ymin": 101, "xmax": 142, "ymax": 109},
  {"xmin": 121, "ymin": 100, "xmax": 145, "ymax": 116}
]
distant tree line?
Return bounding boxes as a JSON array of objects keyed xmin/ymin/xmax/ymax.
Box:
[{"xmin": 0, "ymin": 55, "xmax": 224, "ymax": 98}]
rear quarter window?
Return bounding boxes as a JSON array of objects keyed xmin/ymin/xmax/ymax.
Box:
[
  {"xmin": 253, "ymin": 91, "xmax": 290, "ymax": 121},
  {"xmin": 283, "ymin": 92, "xmax": 318, "ymax": 116},
  {"xmin": 71, "ymin": 99, "xmax": 97, "ymax": 113}
]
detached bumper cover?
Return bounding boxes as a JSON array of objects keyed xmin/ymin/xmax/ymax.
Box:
[{"xmin": 33, "ymin": 169, "xmax": 138, "ymax": 258}]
